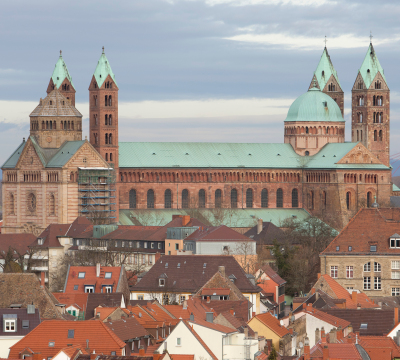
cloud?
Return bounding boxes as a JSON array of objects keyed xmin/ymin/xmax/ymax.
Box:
[{"xmin": 187, "ymin": 0, "xmax": 334, "ymax": 6}]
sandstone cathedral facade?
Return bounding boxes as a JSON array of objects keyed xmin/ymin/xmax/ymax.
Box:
[{"xmin": 1, "ymin": 43, "xmax": 394, "ymax": 234}]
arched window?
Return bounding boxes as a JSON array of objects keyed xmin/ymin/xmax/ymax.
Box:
[
  {"xmin": 246, "ymin": 188, "xmax": 253, "ymax": 208},
  {"xmin": 109, "ymin": 134, "xmax": 112, "ymax": 145},
  {"xmin": 231, "ymin": 189, "xmax": 238, "ymax": 208},
  {"xmin": 321, "ymin": 191, "xmax": 327, "ymax": 210},
  {"xmin": 105, "ymin": 153, "xmax": 108, "ymax": 161},
  {"xmin": 358, "ymin": 113, "xmax": 363, "ymax": 123},
  {"xmin": 306, "ymin": 127, "xmax": 309, "ymax": 134},
  {"xmin": 9, "ymin": 193, "xmax": 14, "ymax": 215},
  {"xmin": 49, "ymin": 194, "xmax": 55, "ymax": 215},
  {"xmin": 27, "ymin": 193, "xmax": 36, "ymax": 213},
  {"xmin": 261, "ymin": 189, "xmax": 268, "ymax": 208},
  {"xmin": 105, "ymin": 114, "xmax": 108, "ymax": 125},
  {"xmin": 346, "ymin": 191, "xmax": 351, "ymax": 210},
  {"xmin": 291, "ymin": 189, "xmax": 298, "ymax": 208},
  {"xmin": 147, "ymin": 189, "xmax": 155, "ymax": 209},
  {"xmin": 364, "ymin": 262, "xmax": 371, "ymax": 271},
  {"xmin": 367, "ymin": 191, "xmax": 372, "ymax": 208},
  {"xmin": 276, "ymin": 188, "xmax": 283, "ymax": 208},
  {"xmin": 164, "ymin": 189, "xmax": 172, "ymax": 209},
  {"xmin": 109, "ymin": 115, "xmax": 112, "ymax": 126},
  {"xmin": 95, "ymin": 115, "xmax": 98, "ymax": 126},
  {"xmin": 105, "ymin": 95, "xmax": 108, "ymax": 106},
  {"xmin": 379, "ymin": 130, "xmax": 383, "ymax": 141},
  {"xmin": 182, "ymin": 189, "xmax": 189, "ymax": 208},
  {"xmin": 129, "ymin": 189, "xmax": 136, "ymax": 209},
  {"xmin": 374, "ymin": 262, "xmax": 381, "ymax": 272},
  {"xmin": 109, "ymin": 96, "xmax": 112, "ymax": 106},
  {"xmin": 374, "ymin": 130, "xmax": 377, "ymax": 141},
  {"xmin": 308, "ymin": 191, "xmax": 314, "ymax": 210},
  {"xmin": 110, "ymin": 153, "xmax": 113, "ymax": 161},
  {"xmin": 215, "ymin": 189, "xmax": 222, "ymax": 208},
  {"xmin": 199, "ymin": 189, "xmax": 206, "ymax": 208}
]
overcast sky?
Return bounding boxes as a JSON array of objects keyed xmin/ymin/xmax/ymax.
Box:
[{"xmin": 2, "ymin": 0, "xmax": 400, "ymax": 172}]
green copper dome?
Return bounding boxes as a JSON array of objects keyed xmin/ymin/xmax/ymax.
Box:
[{"xmin": 284, "ymin": 86, "xmax": 344, "ymax": 122}]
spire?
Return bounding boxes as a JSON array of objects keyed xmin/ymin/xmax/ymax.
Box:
[
  {"xmin": 51, "ymin": 51, "xmax": 75, "ymax": 90},
  {"xmin": 93, "ymin": 47, "xmax": 117, "ymax": 88},
  {"xmin": 358, "ymin": 43, "xmax": 387, "ymax": 89},
  {"xmin": 312, "ymin": 46, "xmax": 341, "ymax": 91}
]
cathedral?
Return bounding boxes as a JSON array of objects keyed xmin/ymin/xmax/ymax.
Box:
[{"xmin": 1, "ymin": 43, "xmax": 394, "ymax": 234}]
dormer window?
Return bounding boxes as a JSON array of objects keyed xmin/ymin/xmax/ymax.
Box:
[
  {"xmin": 4, "ymin": 316, "xmax": 17, "ymax": 332},
  {"xmin": 84, "ymin": 285, "xmax": 94, "ymax": 293},
  {"xmin": 336, "ymin": 246, "xmax": 340, "ymax": 251},
  {"xmin": 38, "ymin": 238, "xmax": 44, "ymax": 245},
  {"xmin": 159, "ymin": 278, "xmax": 165, "ymax": 287},
  {"xmin": 390, "ymin": 236, "xmax": 400, "ymax": 248}
]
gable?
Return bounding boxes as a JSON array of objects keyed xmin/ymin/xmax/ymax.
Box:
[
  {"xmin": 367, "ymin": 71, "xmax": 389, "ymax": 90},
  {"xmin": 336, "ymin": 143, "xmax": 382, "ymax": 165},
  {"xmin": 15, "ymin": 139, "xmax": 45, "ymax": 170},
  {"xmin": 309, "ymin": 74, "xmax": 321, "ymax": 90},
  {"xmin": 63, "ymin": 141, "xmax": 109, "ymax": 170},
  {"xmin": 322, "ymin": 74, "xmax": 342, "ymax": 93},
  {"xmin": 196, "ymin": 271, "xmax": 245, "ymax": 301},
  {"xmin": 352, "ymin": 72, "xmax": 366, "ymax": 91}
]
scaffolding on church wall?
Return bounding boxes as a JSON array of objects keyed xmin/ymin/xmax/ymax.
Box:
[{"xmin": 78, "ymin": 167, "xmax": 116, "ymax": 224}]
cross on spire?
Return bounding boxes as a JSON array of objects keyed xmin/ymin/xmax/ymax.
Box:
[
  {"xmin": 102, "ymin": 46, "xmax": 105, "ymax": 54},
  {"xmin": 370, "ymin": 31, "xmax": 373, "ymax": 44},
  {"xmin": 59, "ymin": 50, "xmax": 62, "ymax": 57},
  {"xmin": 324, "ymin": 35, "xmax": 327, "ymax": 48}
]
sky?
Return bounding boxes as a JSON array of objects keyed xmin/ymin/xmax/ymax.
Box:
[{"xmin": 2, "ymin": 0, "xmax": 400, "ymax": 172}]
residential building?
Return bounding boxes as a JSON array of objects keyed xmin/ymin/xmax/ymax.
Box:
[
  {"xmin": 52, "ymin": 293, "xmax": 88, "ymax": 319},
  {"xmin": 63, "ymin": 264, "xmax": 130, "ymax": 301},
  {"xmin": 320, "ymin": 208, "xmax": 400, "ymax": 297},
  {"xmin": 255, "ymin": 263, "xmax": 286, "ymax": 317},
  {"xmin": 0, "ymin": 233, "xmax": 36, "ymax": 272},
  {"xmin": 8, "ymin": 320, "xmax": 126, "ymax": 358},
  {"xmin": 0, "ymin": 306, "xmax": 41, "ymax": 358},
  {"xmin": 131, "ymin": 256, "xmax": 260, "ymax": 314}
]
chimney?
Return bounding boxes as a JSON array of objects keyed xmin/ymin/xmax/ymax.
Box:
[
  {"xmin": 206, "ymin": 296, "xmax": 211, "ymax": 303},
  {"xmin": 315, "ymin": 328, "xmax": 320, "ymax": 344},
  {"xmin": 183, "ymin": 300, "xmax": 188, "ymax": 310},
  {"xmin": 155, "ymin": 252, "xmax": 161, "ymax": 263},
  {"xmin": 348, "ymin": 324, "xmax": 353, "ymax": 334},
  {"xmin": 311, "ymin": 288, "xmax": 315, "ymax": 295},
  {"xmin": 153, "ymin": 351, "xmax": 160, "ymax": 360},
  {"xmin": 357, "ymin": 303, "xmax": 361, "ymax": 310},
  {"xmin": 395, "ymin": 307, "xmax": 399, "ymax": 326},
  {"xmin": 329, "ymin": 328, "xmax": 337, "ymax": 343},
  {"xmin": 96, "ymin": 263, "xmax": 101, "ymax": 277},
  {"xmin": 351, "ymin": 291, "xmax": 357, "ymax": 304},
  {"xmin": 244, "ymin": 326, "xmax": 249, "ymax": 338},
  {"xmin": 90, "ymin": 351, "xmax": 96, "ymax": 360},
  {"xmin": 257, "ymin": 218, "xmax": 263, "ymax": 234},
  {"xmin": 139, "ymin": 346, "xmax": 145, "ymax": 356},
  {"xmin": 254, "ymin": 331, "xmax": 258, "ymax": 340},
  {"xmin": 303, "ymin": 337, "xmax": 310, "ymax": 360},
  {"xmin": 182, "ymin": 215, "xmax": 190, "ymax": 226},
  {"xmin": 190, "ymin": 312, "xmax": 194, "ymax": 321},
  {"xmin": 322, "ymin": 345, "xmax": 329, "ymax": 360},
  {"xmin": 337, "ymin": 326, "xmax": 343, "ymax": 341},
  {"xmin": 218, "ymin": 266, "xmax": 225, "ymax": 277},
  {"xmin": 321, "ymin": 327, "xmax": 326, "ymax": 343},
  {"xmin": 229, "ymin": 308, "xmax": 234, "ymax": 316},
  {"xmin": 206, "ymin": 312, "xmax": 213, "ymax": 323},
  {"xmin": 40, "ymin": 272, "xmax": 45, "ymax": 287}
]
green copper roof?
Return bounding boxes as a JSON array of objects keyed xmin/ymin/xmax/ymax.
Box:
[
  {"xmin": 2, "ymin": 140, "xmax": 26, "ymax": 168},
  {"xmin": 284, "ymin": 86, "xmax": 344, "ymax": 122},
  {"xmin": 93, "ymin": 49, "xmax": 117, "ymax": 88},
  {"xmin": 358, "ymin": 43, "xmax": 387, "ymax": 89},
  {"xmin": 393, "ymin": 184, "xmax": 400, "ymax": 192},
  {"xmin": 313, "ymin": 47, "xmax": 341, "ymax": 90},
  {"xmin": 51, "ymin": 52, "xmax": 75, "ymax": 89},
  {"xmin": 46, "ymin": 140, "xmax": 86, "ymax": 167},
  {"xmin": 118, "ymin": 141, "xmax": 389, "ymax": 170}
]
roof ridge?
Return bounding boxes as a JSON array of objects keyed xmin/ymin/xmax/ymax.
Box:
[
  {"xmin": 182, "ymin": 320, "xmax": 218, "ymax": 360},
  {"xmin": 98, "ymin": 320, "xmax": 126, "ymax": 348},
  {"xmin": 51, "ymin": 52, "xmax": 75, "ymax": 89}
]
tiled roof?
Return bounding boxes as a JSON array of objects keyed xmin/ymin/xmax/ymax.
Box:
[
  {"xmin": 322, "ymin": 309, "xmax": 398, "ymax": 336},
  {"xmin": 310, "ymin": 343, "xmax": 362, "ymax": 359},
  {"xmin": 358, "ymin": 43, "xmax": 387, "ymax": 89},
  {"xmin": 0, "ymin": 273, "xmax": 63, "ymax": 319},
  {"xmin": 185, "ymin": 225, "xmax": 253, "ymax": 242},
  {"xmin": 94, "ymin": 306, "xmax": 122, "ymax": 321},
  {"xmin": 133, "ymin": 255, "xmax": 258, "ymax": 293},
  {"xmin": 244, "ymin": 222, "xmax": 286, "ymax": 246},
  {"xmin": 8, "ymin": 320, "xmax": 126, "ymax": 358},
  {"xmin": 189, "ymin": 317, "xmax": 237, "ymax": 334},
  {"xmin": 126, "ymin": 305, "xmax": 157, "ymax": 324},
  {"xmin": 348, "ymin": 335, "xmax": 400, "ymax": 359},
  {"xmin": 322, "ymin": 208, "xmax": 400, "ymax": 255},
  {"xmin": 105, "ymin": 316, "xmax": 149, "ymax": 340},
  {"xmin": 259, "ymin": 263, "xmax": 286, "ymax": 286},
  {"xmin": 163, "ymin": 305, "xmax": 191, "ymax": 320},
  {"xmin": 32, "ymin": 224, "xmax": 71, "ymax": 248},
  {"xmin": 30, "ymin": 89, "xmax": 82, "ymax": 117},
  {"xmin": 312, "ymin": 47, "xmax": 342, "ymax": 90},
  {"xmin": 0, "ymin": 308, "xmax": 41, "ymax": 336},
  {"xmin": 303, "ymin": 306, "xmax": 350, "ymax": 329},
  {"xmin": 250, "ymin": 312, "xmax": 290, "ymax": 338},
  {"xmin": 0, "ymin": 233, "xmax": 36, "ymax": 258},
  {"xmin": 53, "ymin": 293, "xmax": 89, "ymax": 310},
  {"xmin": 64, "ymin": 265, "xmax": 123, "ymax": 294},
  {"xmin": 84, "ymin": 293, "xmax": 125, "ymax": 320},
  {"xmin": 206, "ymin": 300, "xmax": 251, "ymax": 322}
]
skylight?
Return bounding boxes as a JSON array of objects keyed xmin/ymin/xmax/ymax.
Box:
[
  {"xmin": 105, "ymin": 272, "xmax": 112, "ymax": 279},
  {"xmin": 78, "ymin": 272, "xmax": 85, "ymax": 278},
  {"xmin": 360, "ymin": 323, "xmax": 368, "ymax": 329}
]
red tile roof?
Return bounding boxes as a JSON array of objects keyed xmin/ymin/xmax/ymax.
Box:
[
  {"xmin": 259, "ymin": 263, "xmax": 286, "ymax": 286},
  {"xmin": 163, "ymin": 305, "xmax": 191, "ymax": 320},
  {"xmin": 169, "ymin": 356, "xmax": 195, "ymax": 360},
  {"xmin": 53, "ymin": 293, "xmax": 89, "ymax": 310},
  {"xmin": 105, "ymin": 316, "xmax": 149, "ymax": 340},
  {"xmin": 185, "ymin": 225, "xmax": 253, "ymax": 242},
  {"xmin": 302, "ymin": 305, "xmax": 350, "ymax": 329},
  {"xmin": 250, "ymin": 312, "xmax": 290, "ymax": 338},
  {"xmin": 201, "ymin": 288, "xmax": 231, "ymax": 296},
  {"xmin": 0, "ymin": 233, "xmax": 36, "ymax": 258},
  {"xmin": 206, "ymin": 300, "xmax": 251, "ymax": 322},
  {"xmin": 8, "ymin": 320, "xmax": 126, "ymax": 358},
  {"xmin": 190, "ymin": 317, "xmax": 238, "ymax": 333},
  {"xmin": 310, "ymin": 343, "xmax": 362, "ymax": 359}
]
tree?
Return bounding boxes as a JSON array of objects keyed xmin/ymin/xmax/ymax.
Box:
[{"xmin": 268, "ymin": 344, "xmax": 278, "ymax": 360}]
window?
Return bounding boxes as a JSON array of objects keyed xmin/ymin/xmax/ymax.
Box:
[
  {"xmin": 22, "ymin": 320, "xmax": 29, "ymax": 329},
  {"xmin": 392, "ymin": 272, "xmax": 400, "ymax": 279},
  {"xmin": 360, "ymin": 323, "xmax": 368, "ymax": 330},
  {"xmin": 370, "ymin": 245, "xmax": 377, "ymax": 252},
  {"xmin": 180, "ymin": 295, "xmax": 186, "ymax": 304},
  {"xmin": 165, "ymin": 189, "xmax": 172, "ymax": 209},
  {"xmin": 159, "ymin": 278, "xmax": 165, "ymax": 287},
  {"xmin": 85, "ymin": 286, "xmax": 94, "ymax": 293},
  {"xmin": 147, "ymin": 189, "xmax": 155, "ymax": 209},
  {"xmin": 391, "ymin": 239, "xmax": 400, "ymax": 248},
  {"xmin": 182, "ymin": 189, "xmax": 189, "ymax": 208},
  {"xmin": 348, "ymin": 246, "xmax": 352, "ymax": 252},
  {"xmin": 291, "ymin": 189, "xmax": 298, "ymax": 208},
  {"xmin": 363, "ymin": 277, "xmax": 371, "ymax": 290},
  {"xmin": 177, "ymin": 338, "xmax": 181, "ymax": 346},
  {"xmin": 364, "ymin": 262, "xmax": 371, "ymax": 272},
  {"xmin": 276, "ymin": 188, "xmax": 283, "ymax": 208},
  {"xmin": 111, "ymin": 352, "xmax": 116, "ymax": 356},
  {"xmin": 68, "ymin": 330, "xmax": 74, "ymax": 339},
  {"xmin": 138, "ymin": 295, "xmax": 144, "ymax": 300},
  {"xmin": 129, "ymin": 189, "xmax": 136, "ymax": 209},
  {"xmin": 393, "ymin": 261, "xmax": 400, "ymax": 270},
  {"xmin": 215, "ymin": 189, "xmax": 222, "ymax": 208},
  {"xmin": 104, "ymin": 286, "xmax": 112, "ymax": 293},
  {"xmin": 199, "ymin": 189, "xmax": 206, "ymax": 208},
  {"xmin": 330, "ymin": 266, "xmax": 338, "ymax": 278},
  {"xmin": 336, "ymin": 246, "xmax": 340, "ymax": 251},
  {"xmin": 231, "ymin": 189, "xmax": 237, "ymax": 208},
  {"xmin": 374, "ymin": 277, "xmax": 381, "ymax": 290},
  {"xmin": 374, "ymin": 262, "xmax": 381, "ymax": 272},
  {"xmin": 27, "ymin": 193, "xmax": 36, "ymax": 213},
  {"xmin": 175, "ymin": 243, "xmax": 179, "ymax": 250},
  {"xmin": 346, "ymin": 266, "xmax": 353, "ymax": 278},
  {"xmin": 392, "ymin": 288, "xmax": 400, "ymax": 296},
  {"xmin": 78, "ymin": 272, "xmax": 85, "ymax": 278},
  {"xmin": 346, "ymin": 192, "xmax": 351, "ymax": 210},
  {"xmin": 49, "ymin": 341, "xmax": 55, "ymax": 347},
  {"xmin": 158, "ymin": 243, "xmax": 162, "ymax": 249},
  {"xmin": 105, "ymin": 272, "xmax": 112, "ymax": 279},
  {"xmin": 4, "ymin": 319, "xmax": 16, "ymax": 332},
  {"xmin": 151, "ymin": 242, "xmax": 155, "ymax": 249},
  {"xmin": 261, "ymin": 189, "xmax": 268, "ymax": 208},
  {"xmin": 73, "ymin": 285, "xmax": 78, "ymax": 290},
  {"xmin": 246, "ymin": 188, "xmax": 253, "ymax": 208},
  {"xmin": 38, "ymin": 238, "xmax": 44, "ymax": 245}
]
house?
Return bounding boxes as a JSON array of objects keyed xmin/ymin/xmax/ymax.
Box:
[
  {"xmin": 247, "ymin": 312, "xmax": 293, "ymax": 356},
  {"xmin": 63, "ymin": 263, "xmax": 130, "ymax": 300},
  {"xmin": 52, "ymin": 346, "xmax": 88, "ymax": 360},
  {"xmin": 156, "ymin": 318, "xmax": 259, "ymax": 360},
  {"xmin": 255, "ymin": 263, "xmax": 286, "ymax": 317},
  {"xmin": 0, "ymin": 273, "xmax": 64, "ymax": 319},
  {"xmin": 52, "ymin": 293, "xmax": 89, "ymax": 319},
  {"xmin": 320, "ymin": 207, "xmax": 400, "ymax": 297},
  {"xmin": 8, "ymin": 320, "xmax": 127, "ymax": 358},
  {"xmin": 131, "ymin": 256, "xmax": 260, "ymax": 314},
  {"xmin": 0, "ymin": 233, "xmax": 36, "ymax": 273},
  {"xmin": 347, "ymin": 333, "xmax": 400, "ymax": 360},
  {"xmin": 0, "ymin": 306, "xmax": 41, "ymax": 358}
]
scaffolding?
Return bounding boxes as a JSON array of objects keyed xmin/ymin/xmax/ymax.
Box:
[{"xmin": 78, "ymin": 167, "xmax": 116, "ymax": 224}]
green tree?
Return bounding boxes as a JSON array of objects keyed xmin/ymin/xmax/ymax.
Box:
[{"xmin": 268, "ymin": 344, "xmax": 278, "ymax": 360}]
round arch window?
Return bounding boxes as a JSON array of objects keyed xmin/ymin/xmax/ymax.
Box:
[{"xmin": 28, "ymin": 193, "xmax": 36, "ymax": 213}]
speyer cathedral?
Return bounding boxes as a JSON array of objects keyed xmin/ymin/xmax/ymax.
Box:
[{"xmin": 1, "ymin": 43, "xmax": 395, "ymax": 234}]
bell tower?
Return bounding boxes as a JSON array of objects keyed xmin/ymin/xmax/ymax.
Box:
[
  {"xmin": 88, "ymin": 47, "xmax": 119, "ymax": 171},
  {"xmin": 351, "ymin": 42, "xmax": 390, "ymax": 166}
]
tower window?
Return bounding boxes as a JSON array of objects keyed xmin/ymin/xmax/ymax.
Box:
[
  {"xmin": 346, "ymin": 191, "xmax": 351, "ymax": 210},
  {"xmin": 215, "ymin": 189, "xmax": 222, "ymax": 208},
  {"xmin": 182, "ymin": 189, "xmax": 189, "ymax": 208},
  {"xmin": 261, "ymin": 189, "xmax": 268, "ymax": 208},
  {"xmin": 276, "ymin": 188, "xmax": 283, "ymax": 208},
  {"xmin": 246, "ymin": 188, "xmax": 253, "ymax": 208},
  {"xmin": 291, "ymin": 189, "xmax": 298, "ymax": 208},
  {"xmin": 199, "ymin": 189, "xmax": 206, "ymax": 208},
  {"xmin": 110, "ymin": 153, "xmax": 113, "ymax": 161},
  {"xmin": 105, "ymin": 95, "xmax": 108, "ymax": 106},
  {"xmin": 230, "ymin": 189, "xmax": 237, "ymax": 208}
]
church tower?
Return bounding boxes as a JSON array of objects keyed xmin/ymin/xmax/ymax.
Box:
[
  {"xmin": 309, "ymin": 46, "xmax": 344, "ymax": 116},
  {"xmin": 89, "ymin": 47, "xmax": 119, "ymax": 171},
  {"xmin": 351, "ymin": 42, "xmax": 390, "ymax": 166},
  {"xmin": 47, "ymin": 51, "xmax": 76, "ymax": 106}
]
